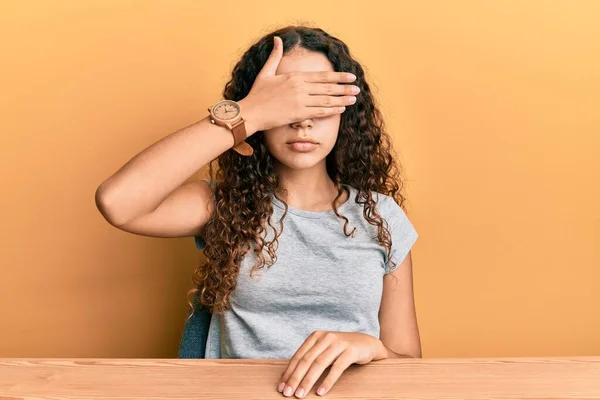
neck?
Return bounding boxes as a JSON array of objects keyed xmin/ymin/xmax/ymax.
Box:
[{"xmin": 274, "ymin": 160, "xmax": 346, "ymax": 212}]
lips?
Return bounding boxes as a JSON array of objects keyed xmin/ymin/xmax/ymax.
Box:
[
  {"xmin": 287, "ymin": 139, "xmax": 318, "ymax": 144},
  {"xmin": 288, "ymin": 141, "xmax": 318, "ymax": 152}
]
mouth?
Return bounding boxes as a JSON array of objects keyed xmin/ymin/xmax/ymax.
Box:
[
  {"xmin": 286, "ymin": 139, "xmax": 319, "ymax": 145},
  {"xmin": 287, "ymin": 139, "xmax": 319, "ymax": 152}
]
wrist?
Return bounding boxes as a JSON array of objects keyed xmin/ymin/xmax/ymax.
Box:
[{"xmin": 238, "ymin": 98, "xmax": 259, "ymax": 137}]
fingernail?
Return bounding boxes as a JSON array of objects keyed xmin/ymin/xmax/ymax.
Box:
[
  {"xmin": 351, "ymin": 86, "xmax": 360, "ymax": 94},
  {"xmin": 295, "ymin": 388, "xmax": 305, "ymax": 398},
  {"xmin": 348, "ymin": 73, "xmax": 356, "ymax": 81},
  {"xmin": 274, "ymin": 36, "xmax": 279, "ymax": 49},
  {"xmin": 349, "ymin": 96, "xmax": 356, "ymax": 103},
  {"xmin": 317, "ymin": 387, "xmax": 326, "ymax": 396},
  {"xmin": 284, "ymin": 386, "xmax": 294, "ymax": 396},
  {"xmin": 278, "ymin": 382, "xmax": 285, "ymax": 392}
]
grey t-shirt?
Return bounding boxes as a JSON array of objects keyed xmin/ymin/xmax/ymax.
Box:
[{"xmin": 194, "ymin": 183, "xmax": 418, "ymax": 359}]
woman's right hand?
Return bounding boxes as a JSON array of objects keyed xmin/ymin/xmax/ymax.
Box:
[{"xmin": 239, "ymin": 36, "xmax": 360, "ymax": 135}]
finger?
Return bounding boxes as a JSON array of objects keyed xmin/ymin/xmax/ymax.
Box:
[
  {"xmin": 283, "ymin": 338, "xmax": 333, "ymax": 398},
  {"xmin": 307, "ymin": 82, "xmax": 360, "ymax": 96},
  {"xmin": 256, "ymin": 36, "xmax": 283, "ymax": 79},
  {"xmin": 301, "ymin": 106, "xmax": 346, "ymax": 120},
  {"xmin": 280, "ymin": 332, "xmax": 322, "ymax": 384},
  {"xmin": 279, "ymin": 332, "xmax": 321, "ymax": 393},
  {"xmin": 295, "ymin": 345, "xmax": 344, "ymax": 399},
  {"xmin": 305, "ymin": 95, "xmax": 357, "ymax": 108},
  {"xmin": 302, "ymin": 71, "xmax": 356, "ymax": 83},
  {"xmin": 315, "ymin": 352, "xmax": 355, "ymax": 397}
]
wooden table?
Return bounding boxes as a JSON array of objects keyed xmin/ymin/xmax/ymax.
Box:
[{"xmin": 1, "ymin": 357, "xmax": 599, "ymax": 399}]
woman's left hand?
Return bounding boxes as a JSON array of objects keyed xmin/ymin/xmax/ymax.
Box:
[{"xmin": 277, "ymin": 331, "xmax": 387, "ymax": 398}]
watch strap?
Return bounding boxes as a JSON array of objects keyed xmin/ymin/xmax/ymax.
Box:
[{"xmin": 231, "ymin": 118, "xmax": 247, "ymax": 146}]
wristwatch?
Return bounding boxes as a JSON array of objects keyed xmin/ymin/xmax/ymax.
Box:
[{"xmin": 208, "ymin": 100, "xmax": 254, "ymax": 156}]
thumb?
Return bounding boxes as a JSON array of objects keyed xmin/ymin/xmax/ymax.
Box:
[{"xmin": 256, "ymin": 36, "xmax": 283, "ymax": 79}]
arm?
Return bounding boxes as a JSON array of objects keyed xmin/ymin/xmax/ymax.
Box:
[
  {"xmin": 277, "ymin": 253, "xmax": 420, "ymax": 398},
  {"xmin": 94, "ymin": 107, "xmax": 256, "ymax": 237},
  {"xmin": 95, "ymin": 36, "xmax": 356, "ymax": 239},
  {"xmin": 377, "ymin": 251, "xmax": 422, "ymax": 358}
]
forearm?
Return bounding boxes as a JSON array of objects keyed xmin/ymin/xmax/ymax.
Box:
[
  {"xmin": 375, "ymin": 340, "xmax": 421, "ymax": 360},
  {"xmin": 96, "ymin": 114, "xmax": 243, "ymax": 226}
]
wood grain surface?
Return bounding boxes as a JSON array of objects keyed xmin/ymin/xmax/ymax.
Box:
[{"xmin": 1, "ymin": 357, "xmax": 599, "ymax": 399}]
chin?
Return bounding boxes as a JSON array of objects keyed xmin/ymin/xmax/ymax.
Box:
[
  {"xmin": 272, "ymin": 152, "xmax": 328, "ymax": 171},
  {"xmin": 275, "ymin": 156, "xmax": 324, "ymax": 170}
]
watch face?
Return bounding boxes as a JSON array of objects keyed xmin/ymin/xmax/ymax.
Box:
[{"xmin": 213, "ymin": 100, "xmax": 240, "ymax": 121}]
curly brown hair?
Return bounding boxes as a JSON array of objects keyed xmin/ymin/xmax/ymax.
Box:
[{"xmin": 187, "ymin": 25, "xmax": 406, "ymax": 317}]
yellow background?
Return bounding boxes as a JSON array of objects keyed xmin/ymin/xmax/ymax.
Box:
[{"xmin": 1, "ymin": 0, "xmax": 598, "ymax": 357}]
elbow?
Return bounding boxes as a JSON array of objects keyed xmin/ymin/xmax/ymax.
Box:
[
  {"xmin": 394, "ymin": 352, "xmax": 421, "ymax": 359},
  {"xmin": 405, "ymin": 346, "xmax": 422, "ymax": 359},
  {"xmin": 95, "ymin": 182, "xmax": 131, "ymax": 227},
  {"xmin": 387, "ymin": 346, "xmax": 422, "ymax": 359}
]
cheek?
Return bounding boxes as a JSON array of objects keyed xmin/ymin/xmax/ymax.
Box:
[
  {"xmin": 263, "ymin": 128, "xmax": 284, "ymax": 153},
  {"xmin": 320, "ymin": 117, "xmax": 341, "ymax": 147}
]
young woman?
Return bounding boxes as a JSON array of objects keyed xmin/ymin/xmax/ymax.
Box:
[{"xmin": 96, "ymin": 26, "xmax": 420, "ymax": 398}]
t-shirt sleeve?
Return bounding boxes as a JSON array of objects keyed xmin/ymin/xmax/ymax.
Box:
[
  {"xmin": 194, "ymin": 235, "xmax": 207, "ymax": 251},
  {"xmin": 383, "ymin": 197, "xmax": 419, "ymax": 274},
  {"xmin": 193, "ymin": 179, "xmax": 215, "ymax": 252}
]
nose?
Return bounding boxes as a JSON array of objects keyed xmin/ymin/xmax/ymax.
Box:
[{"xmin": 290, "ymin": 118, "xmax": 314, "ymax": 130}]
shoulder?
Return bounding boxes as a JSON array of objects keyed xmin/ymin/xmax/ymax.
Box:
[
  {"xmin": 345, "ymin": 185, "xmax": 412, "ymax": 229},
  {"xmin": 369, "ymin": 189, "xmax": 408, "ymax": 227},
  {"xmin": 368, "ymin": 189, "xmax": 419, "ymax": 270}
]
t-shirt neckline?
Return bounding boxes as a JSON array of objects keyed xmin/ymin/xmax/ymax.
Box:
[{"xmin": 271, "ymin": 184, "xmax": 355, "ymax": 219}]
